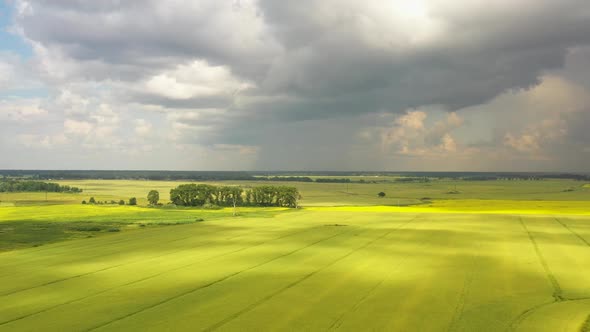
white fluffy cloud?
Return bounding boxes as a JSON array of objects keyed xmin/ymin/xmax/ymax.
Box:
[
  {"xmin": 381, "ymin": 110, "xmax": 466, "ymax": 156},
  {"xmin": 0, "ymin": 99, "xmax": 48, "ymax": 122},
  {"xmin": 143, "ymin": 60, "xmax": 254, "ymax": 100}
]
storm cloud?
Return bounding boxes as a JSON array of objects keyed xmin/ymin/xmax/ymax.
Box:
[{"xmin": 2, "ymin": 0, "xmax": 590, "ymax": 170}]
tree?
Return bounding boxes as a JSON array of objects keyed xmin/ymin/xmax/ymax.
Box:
[
  {"xmin": 147, "ymin": 190, "xmax": 159, "ymax": 205},
  {"xmin": 168, "ymin": 184, "xmax": 299, "ymax": 208},
  {"xmin": 170, "ymin": 184, "xmax": 215, "ymax": 206},
  {"xmin": 118, "ymin": 199, "xmax": 125, "ymax": 205},
  {"xmin": 0, "ymin": 179, "xmax": 82, "ymax": 193},
  {"xmin": 129, "ymin": 197, "xmax": 137, "ymax": 205},
  {"xmin": 82, "ymin": 200, "xmax": 87, "ymax": 204},
  {"xmin": 378, "ymin": 192, "xmax": 386, "ymax": 198},
  {"xmin": 89, "ymin": 197, "xmax": 96, "ymax": 204}
]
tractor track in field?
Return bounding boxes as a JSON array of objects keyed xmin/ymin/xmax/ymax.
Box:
[
  {"xmin": 0, "ymin": 226, "xmax": 259, "ymax": 297},
  {"xmin": 82, "ymin": 226, "xmax": 357, "ymax": 332},
  {"xmin": 0, "ymin": 222, "xmax": 259, "ymax": 277},
  {"xmin": 206, "ymin": 216, "xmax": 421, "ymax": 332},
  {"xmin": 328, "ymin": 279, "xmax": 385, "ymax": 331},
  {"xmin": 519, "ymin": 217, "xmax": 563, "ymax": 302},
  {"xmin": 0, "ymin": 225, "xmax": 328, "ymax": 327},
  {"xmin": 0, "ymin": 222, "xmax": 317, "ymax": 294},
  {"xmin": 445, "ymin": 243, "xmax": 480, "ymax": 332},
  {"xmin": 0, "ymin": 227, "xmax": 208, "ymax": 277},
  {"xmin": 508, "ymin": 217, "xmax": 590, "ymax": 332},
  {"xmin": 553, "ymin": 217, "xmax": 590, "ymax": 247},
  {"xmin": 326, "ymin": 216, "xmax": 422, "ymax": 331},
  {"xmin": 0, "ymin": 232, "xmax": 203, "ymax": 295},
  {"xmin": 508, "ymin": 300, "xmax": 556, "ymax": 332},
  {"xmin": 581, "ymin": 313, "xmax": 590, "ymax": 332},
  {"xmin": 0, "ymin": 223, "xmax": 192, "ymax": 261},
  {"xmin": 507, "ymin": 297, "xmax": 590, "ymax": 332},
  {"xmin": 0, "ymin": 225, "xmax": 273, "ymax": 297},
  {"xmin": 327, "ymin": 217, "xmax": 476, "ymax": 332},
  {"xmin": 553, "ymin": 214, "xmax": 590, "ymax": 330}
]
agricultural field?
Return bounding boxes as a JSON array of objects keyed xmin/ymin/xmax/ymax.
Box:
[{"xmin": 1, "ymin": 179, "xmax": 590, "ymax": 331}]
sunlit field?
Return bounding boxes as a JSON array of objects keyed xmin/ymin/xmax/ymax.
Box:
[
  {"xmin": 2, "ymin": 179, "xmax": 590, "ymax": 331},
  {"xmin": 1, "ymin": 178, "xmax": 588, "ymax": 206},
  {"xmin": 4, "ymin": 0, "xmax": 590, "ymax": 330}
]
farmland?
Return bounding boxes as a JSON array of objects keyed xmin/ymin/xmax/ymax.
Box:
[{"xmin": 1, "ymin": 178, "xmax": 590, "ymax": 331}]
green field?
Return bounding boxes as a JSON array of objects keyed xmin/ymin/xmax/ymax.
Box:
[{"xmin": 2, "ymin": 179, "xmax": 590, "ymax": 331}]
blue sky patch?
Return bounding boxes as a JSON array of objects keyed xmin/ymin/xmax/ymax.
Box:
[{"xmin": 0, "ymin": 1, "xmax": 32, "ymax": 57}]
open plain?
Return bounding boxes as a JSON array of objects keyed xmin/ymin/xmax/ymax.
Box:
[{"xmin": 1, "ymin": 179, "xmax": 590, "ymax": 331}]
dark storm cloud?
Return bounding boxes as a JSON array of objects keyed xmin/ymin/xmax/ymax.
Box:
[
  {"xmin": 6, "ymin": 0, "xmax": 590, "ymax": 170},
  {"xmin": 16, "ymin": 0, "xmax": 279, "ymax": 80},
  {"xmin": 126, "ymin": 93, "xmax": 233, "ymax": 110},
  {"xmin": 254, "ymin": 0, "xmax": 590, "ymax": 115},
  {"xmin": 17, "ymin": 0, "xmax": 590, "ymax": 115}
]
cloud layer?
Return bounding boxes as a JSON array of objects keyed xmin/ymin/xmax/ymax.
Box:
[{"xmin": 3, "ymin": 0, "xmax": 590, "ymax": 170}]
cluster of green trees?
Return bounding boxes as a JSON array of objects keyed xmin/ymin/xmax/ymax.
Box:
[
  {"xmin": 0, "ymin": 180, "xmax": 82, "ymax": 193},
  {"xmin": 315, "ymin": 178, "xmax": 351, "ymax": 183},
  {"xmin": 0, "ymin": 170, "xmax": 256, "ymax": 181},
  {"xmin": 170, "ymin": 184, "xmax": 300, "ymax": 208},
  {"xmin": 246, "ymin": 186, "xmax": 300, "ymax": 207},
  {"xmin": 260, "ymin": 176, "xmax": 314, "ymax": 182},
  {"xmin": 169, "ymin": 184, "xmax": 243, "ymax": 207},
  {"xmin": 82, "ymin": 197, "xmax": 135, "ymax": 205},
  {"xmin": 79, "ymin": 185, "xmax": 299, "ymax": 208},
  {"xmin": 393, "ymin": 177, "xmax": 430, "ymax": 183}
]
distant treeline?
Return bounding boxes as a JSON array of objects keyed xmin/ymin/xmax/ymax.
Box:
[
  {"xmin": 315, "ymin": 178, "xmax": 352, "ymax": 183},
  {"xmin": 170, "ymin": 184, "xmax": 300, "ymax": 208},
  {"xmin": 463, "ymin": 175, "xmax": 567, "ymax": 181},
  {"xmin": 0, "ymin": 170, "xmax": 256, "ymax": 181},
  {"xmin": 392, "ymin": 177, "xmax": 430, "ymax": 183},
  {"xmin": 261, "ymin": 176, "xmax": 314, "ymax": 182},
  {"xmin": 0, "ymin": 180, "xmax": 82, "ymax": 193},
  {"xmin": 259, "ymin": 177, "xmax": 355, "ymax": 183},
  {"xmin": 251, "ymin": 171, "xmax": 590, "ymax": 181},
  {"xmin": 1, "ymin": 170, "xmax": 589, "ymax": 182}
]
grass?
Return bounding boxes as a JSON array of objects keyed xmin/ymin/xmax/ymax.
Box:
[
  {"xmin": 582, "ymin": 314, "xmax": 590, "ymax": 332},
  {"xmin": 308, "ymin": 200, "xmax": 590, "ymax": 215},
  {"xmin": 2, "ymin": 179, "xmax": 590, "ymax": 331},
  {"xmin": 1, "ymin": 212, "xmax": 590, "ymax": 331},
  {"xmin": 2, "ymin": 178, "xmax": 590, "ymax": 208},
  {"xmin": 0, "ymin": 221, "xmax": 129, "ymax": 251},
  {"xmin": 30, "ymin": 178, "xmax": 590, "ymax": 205},
  {"xmin": 0, "ymin": 205, "xmax": 287, "ymax": 251}
]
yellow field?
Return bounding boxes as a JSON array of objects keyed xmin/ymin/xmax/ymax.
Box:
[
  {"xmin": 2, "ymin": 179, "xmax": 590, "ymax": 331},
  {"xmin": 1, "ymin": 210, "xmax": 590, "ymax": 331}
]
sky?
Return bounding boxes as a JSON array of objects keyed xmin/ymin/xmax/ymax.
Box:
[{"xmin": 1, "ymin": 0, "xmax": 590, "ymax": 171}]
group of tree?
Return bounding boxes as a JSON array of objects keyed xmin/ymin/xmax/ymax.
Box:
[
  {"xmin": 393, "ymin": 177, "xmax": 430, "ymax": 183},
  {"xmin": 4, "ymin": 170, "xmax": 590, "ymax": 182},
  {"xmin": 315, "ymin": 178, "xmax": 351, "ymax": 183},
  {"xmin": 170, "ymin": 184, "xmax": 300, "ymax": 208},
  {"xmin": 169, "ymin": 184, "xmax": 243, "ymax": 207},
  {"xmin": 82, "ymin": 197, "xmax": 134, "ymax": 205},
  {"xmin": 258, "ymin": 176, "xmax": 314, "ymax": 182},
  {"xmin": 0, "ymin": 170, "xmax": 257, "ymax": 181},
  {"xmin": 0, "ymin": 180, "xmax": 82, "ymax": 193}
]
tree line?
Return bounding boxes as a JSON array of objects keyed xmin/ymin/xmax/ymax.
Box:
[
  {"xmin": 315, "ymin": 178, "xmax": 352, "ymax": 183},
  {"xmin": 0, "ymin": 180, "xmax": 82, "ymax": 193},
  {"xmin": 3, "ymin": 170, "xmax": 590, "ymax": 182},
  {"xmin": 83, "ymin": 197, "xmax": 135, "ymax": 205},
  {"xmin": 170, "ymin": 184, "xmax": 300, "ymax": 208}
]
